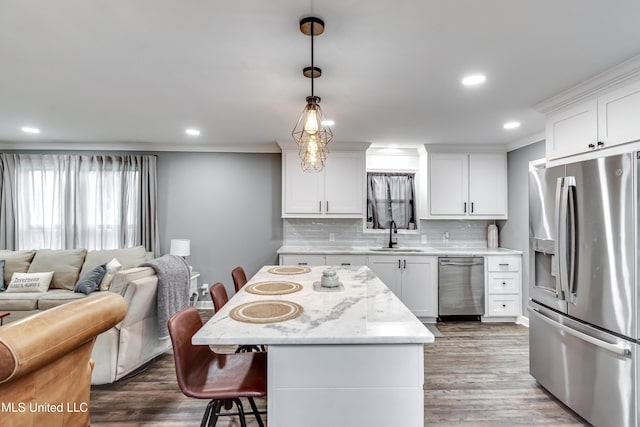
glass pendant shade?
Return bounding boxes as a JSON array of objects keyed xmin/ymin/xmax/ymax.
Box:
[
  {"xmin": 298, "ymin": 134, "xmax": 329, "ymax": 172},
  {"xmin": 292, "ymin": 96, "xmax": 333, "ymax": 172}
]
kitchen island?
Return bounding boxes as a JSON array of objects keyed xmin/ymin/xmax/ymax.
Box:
[{"xmin": 192, "ymin": 265, "xmax": 434, "ymax": 427}]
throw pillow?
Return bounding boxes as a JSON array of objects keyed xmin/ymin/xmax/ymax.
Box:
[
  {"xmin": 74, "ymin": 264, "xmax": 107, "ymax": 295},
  {"xmin": 99, "ymin": 258, "xmax": 123, "ymax": 291},
  {"xmin": 0, "ymin": 260, "xmax": 5, "ymax": 292},
  {"xmin": 6, "ymin": 271, "xmax": 54, "ymax": 293}
]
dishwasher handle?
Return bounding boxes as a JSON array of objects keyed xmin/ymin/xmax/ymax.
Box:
[{"xmin": 439, "ymin": 261, "xmax": 484, "ymax": 266}]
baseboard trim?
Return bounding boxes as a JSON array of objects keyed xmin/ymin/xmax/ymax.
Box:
[
  {"xmin": 195, "ymin": 301, "xmax": 213, "ymax": 310},
  {"xmin": 517, "ymin": 315, "xmax": 529, "ymax": 327}
]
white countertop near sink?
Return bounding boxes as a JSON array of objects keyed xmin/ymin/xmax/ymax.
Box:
[{"xmin": 277, "ymin": 245, "xmax": 522, "ymax": 256}]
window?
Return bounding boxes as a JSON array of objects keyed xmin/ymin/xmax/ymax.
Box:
[
  {"xmin": 0, "ymin": 154, "xmax": 158, "ymax": 252},
  {"xmin": 366, "ymin": 172, "xmax": 416, "ymax": 230}
]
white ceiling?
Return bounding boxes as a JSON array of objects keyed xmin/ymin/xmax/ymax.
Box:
[{"xmin": 1, "ymin": 1, "xmax": 640, "ymax": 153}]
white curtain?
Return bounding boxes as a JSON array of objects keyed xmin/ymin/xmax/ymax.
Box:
[
  {"xmin": 0, "ymin": 154, "xmax": 159, "ymax": 254},
  {"xmin": 367, "ymin": 173, "xmax": 415, "ymax": 229}
]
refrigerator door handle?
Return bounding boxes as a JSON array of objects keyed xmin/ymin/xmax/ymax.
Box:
[
  {"xmin": 555, "ymin": 177, "xmax": 568, "ymax": 300},
  {"xmin": 528, "ymin": 307, "xmax": 632, "ymax": 356},
  {"xmin": 565, "ymin": 176, "xmax": 578, "ymax": 303}
]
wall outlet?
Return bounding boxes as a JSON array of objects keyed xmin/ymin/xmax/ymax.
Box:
[
  {"xmin": 200, "ymin": 283, "xmax": 208, "ymax": 296},
  {"xmin": 329, "ymin": 233, "xmax": 335, "ymax": 242},
  {"xmin": 421, "ymin": 235, "xmax": 427, "ymax": 244}
]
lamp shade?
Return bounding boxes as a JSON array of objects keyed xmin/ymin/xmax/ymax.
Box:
[{"xmin": 170, "ymin": 239, "xmax": 190, "ymax": 257}]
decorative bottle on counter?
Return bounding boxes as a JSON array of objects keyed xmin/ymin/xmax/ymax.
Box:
[{"xmin": 487, "ymin": 224, "xmax": 499, "ymax": 248}]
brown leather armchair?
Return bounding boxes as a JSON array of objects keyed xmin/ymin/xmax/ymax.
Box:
[{"xmin": 0, "ymin": 292, "xmax": 127, "ymax": 427}]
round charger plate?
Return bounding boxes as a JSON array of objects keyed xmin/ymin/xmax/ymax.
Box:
[
  {"xmin": 229, "ymin": 300, "xmax": 303, "ymax": 324},
  {"xmin": 245, "ymin": 281, "xmax": 303, "ymax": 295},
  {"xmin": 267, "ymin": 266, "xmax": 311, "ymax": 275}
]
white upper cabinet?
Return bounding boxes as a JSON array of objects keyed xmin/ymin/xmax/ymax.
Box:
[
  {"xmin": 427, "ymin": 152, "xmax": 507, "ymax": 219},
  {"xmin": 428, "ymin": 153, "xmax": 468, "ymax": 216},
  {"xmin": 538, "ymin": 58, "xmax": 640, "ymax": 163},
  {"xmin": 282, "ymin": 150, "xmax": 365, "ymax": 218},
  {"xmin": 468, "ymin": 154, "xmax": 508, "ymax": 216},
  {"xmin": 546, "ymin": 100, "xmax": 598, "ymax": 160},
  {"xmin": 597, "ymin": 79, "xmax": 640, "ymax": 148}
]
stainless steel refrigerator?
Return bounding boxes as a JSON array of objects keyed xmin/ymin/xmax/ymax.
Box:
[{"xmin": 529, "ymin": 152, "xmax": 638, "ymax": 427}]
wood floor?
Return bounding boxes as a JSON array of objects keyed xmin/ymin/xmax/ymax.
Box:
[{"xmin": 90, "ymin": 320, "xmax": 587, "ymax": 426}]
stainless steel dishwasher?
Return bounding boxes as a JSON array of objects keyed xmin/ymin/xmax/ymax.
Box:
[{"xmin": 438, "ymin": 257, "xmax": 485, "ymax": 317}]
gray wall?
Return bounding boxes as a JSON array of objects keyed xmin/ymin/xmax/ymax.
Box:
[
  {"xmin": 156, "ymin": 152, "xmax": 282, "ymax": 300},
  {"xmin": 499, "ymin": 141, "xmax": 545, "ymax": 319}
]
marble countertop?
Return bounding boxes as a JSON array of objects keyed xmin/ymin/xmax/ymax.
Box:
[
  {"xmin": 277, "ymin": 245, "xmax": 522, "ymax": 256},
  {"xmin": 192, "ymin": 265, "xmax": 434, "ymax": 346}
]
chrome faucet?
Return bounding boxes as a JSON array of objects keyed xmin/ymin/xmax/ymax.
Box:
[{"xmin": 388, "ymin": 220, "xmax": 398, "ymax": 248}]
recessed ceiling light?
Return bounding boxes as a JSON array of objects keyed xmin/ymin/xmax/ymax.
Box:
[
  {"xmin": 185, "ymin": 128, "xmax": 201, "ymax": 136},
  {"xmin": 321, "ymin": 120, "xmax": 334, "ymax": 127},
  {"xmin": 461, "ymin": 74, "xmax": 486, "ymax": 86},
  {"xmin": 503, "ymin": 121, "xmax": 521, "ymax": 130},
  {"xmin": 21, "ymin": 126, "xmax": 40, "ymax": 134}
]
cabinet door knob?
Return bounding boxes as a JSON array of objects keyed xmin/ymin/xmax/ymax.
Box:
[
  {"xmin": 403, "ymin": 259, "xmax": 407, "ymax": 269},
  {"xmin": 588, "ymin": 143, "xmax": 596, "ymax": 149},
  {"xmin": 341, "ymin": 263, "xmax": 351, "ymax": 266},
  {"xmin": 463, "ymin": 202, "xmax": 467, "ymax": 213},
  {"xmin": 326, "ymin": 201, "xmax": 329, "ymax": 212},
  {"xmin": 398, "ymin": 259, "xmax": 401, "ymax": 269},
  {"xmin": 298, "ymin": 262, "xmax": 308, "ymax": 266},
  {"xmin": 471, "ymin": 202, "xmax": 475, "ymax": 213},
  {"xmin": 597, "ymin": 141, "xmax": 605, "ymax": 147},
  {"xmin": 319, "ymin": 201, "xmax": 322, "ymax": 212},
  {"xmin": 502, "ymin": 304, "xmax": 507, "ymax": 308}
]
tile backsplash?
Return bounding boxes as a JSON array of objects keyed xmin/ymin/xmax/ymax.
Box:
[{"xmin": 284, "ymin": 219, "xmax": 494, "ymax": 248}]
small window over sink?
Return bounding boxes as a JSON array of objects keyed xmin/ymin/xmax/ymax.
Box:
[{"xmin": 366, "ymin": 172, "xmax": 416, "ymax": 230}]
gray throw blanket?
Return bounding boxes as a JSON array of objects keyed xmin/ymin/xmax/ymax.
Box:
[{"xmin": 141, "ymin": 255, "xmax": 191, "ymax": 339}]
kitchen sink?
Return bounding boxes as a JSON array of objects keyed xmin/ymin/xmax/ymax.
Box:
[{"xmin": 369, "ymin": 247, "xmax": 424, "ymax": 252}]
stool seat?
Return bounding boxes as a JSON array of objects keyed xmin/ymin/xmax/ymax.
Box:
[{"xmin": 168, "ymin": 307, "xmax": 266, "ymax": 427}]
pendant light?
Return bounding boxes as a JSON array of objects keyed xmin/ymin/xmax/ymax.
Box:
[{"xmin": 291, "ymin": 17, "xmax": 333, "ymax": 173}]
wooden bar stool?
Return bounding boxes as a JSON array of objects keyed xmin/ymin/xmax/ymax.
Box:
[
  {"xmin": 231, "ymin": 266, "xmax": 248, "ymax": 293},
  {"xmin": 167, "ymin": 307, "xmax": 266, "ymax": 427},
  {"xmin": 209, "ymin": 283, "xmax": 263, "ymax": 353}
]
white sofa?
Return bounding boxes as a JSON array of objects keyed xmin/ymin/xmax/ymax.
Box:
[{"xmin": 0, "ymin": 247, "xmax": 173, "ymax": 385}]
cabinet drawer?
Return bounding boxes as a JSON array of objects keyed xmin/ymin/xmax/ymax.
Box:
[
  {"xmin": 487, "ymin": 256, "xmax": 521, "ymax": 272},
  {"xmin": 280, "ymin": 255, "xmax": 326, "ymax": 266},
  {"xmin": 325, "ymin": 255, "xmax": 367, "ymax": 266},
  {"xmin": 487, "ymin": 272, "xmax": 520, "ymax": 294},
  {"xmin": 487, "ymin": 295, "xmax": 519, "ymax": 317}
]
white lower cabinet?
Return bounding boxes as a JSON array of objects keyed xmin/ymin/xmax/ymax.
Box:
[
  {"xmin": 280, "ymin": 254, "xmax": 367, "ymax": 267},
  {"xmin": 484, "ymin": 255, "xmax": 521, "ymax": 319},
  {"xmin": 324, "ymin": 255, "xmax": 367, "ymax": 266},
  {"xmin": 279, "ymin": 254, "xmax": 326, "ymax": 266},
  {"xmin": 367, "ymin": 255, "xmax": 438, "ymax": 319}
]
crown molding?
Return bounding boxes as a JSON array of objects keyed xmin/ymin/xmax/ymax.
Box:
[
  {"xmin": 535, "ymin": 53, "xmax": 640, "ymax": 114},
  {"xmin": 506, "ymin": 131, "xmax": 545, "ymax": 152},
  {"xmin": 276, "ymin": 140, "xmax": 371, "ymax": 151},
  {"xmin": 0, "ymin": 140, "xmax": 281, "ymax": 153},
  {"xmin": 424, "ymin": 143, "xmax": 506, "ymax": 153}
]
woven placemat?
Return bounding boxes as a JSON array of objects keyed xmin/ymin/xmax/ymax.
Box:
[
  {"xmin": 245, "ymin": 281, "xmax": 303, "ymax": 295},
  {"xmin": 230, "ymin": 300, "xmax": 303, "ymax": 324},
  {"xmin": 267, "ymin": 266, "xmax": 311, "ymax": 275}
]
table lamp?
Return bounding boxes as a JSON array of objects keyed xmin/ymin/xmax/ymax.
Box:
[{"xmin": 170, "ymin": 239, "xmax": 190, "ymax": 258}]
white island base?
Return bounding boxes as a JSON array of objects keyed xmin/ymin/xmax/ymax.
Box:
[{"xmin": 268, "ymin": 343, "xmax": 424, "ymax": 427}]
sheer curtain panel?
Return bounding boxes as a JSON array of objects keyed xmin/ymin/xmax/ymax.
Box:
[
  {"xmin": 367, "ymin": 172, "xmax": 415, "ymax": 229},
  {"xmin": 0, "ymin": 154, "xmax": 159, "ymax": 254}
]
